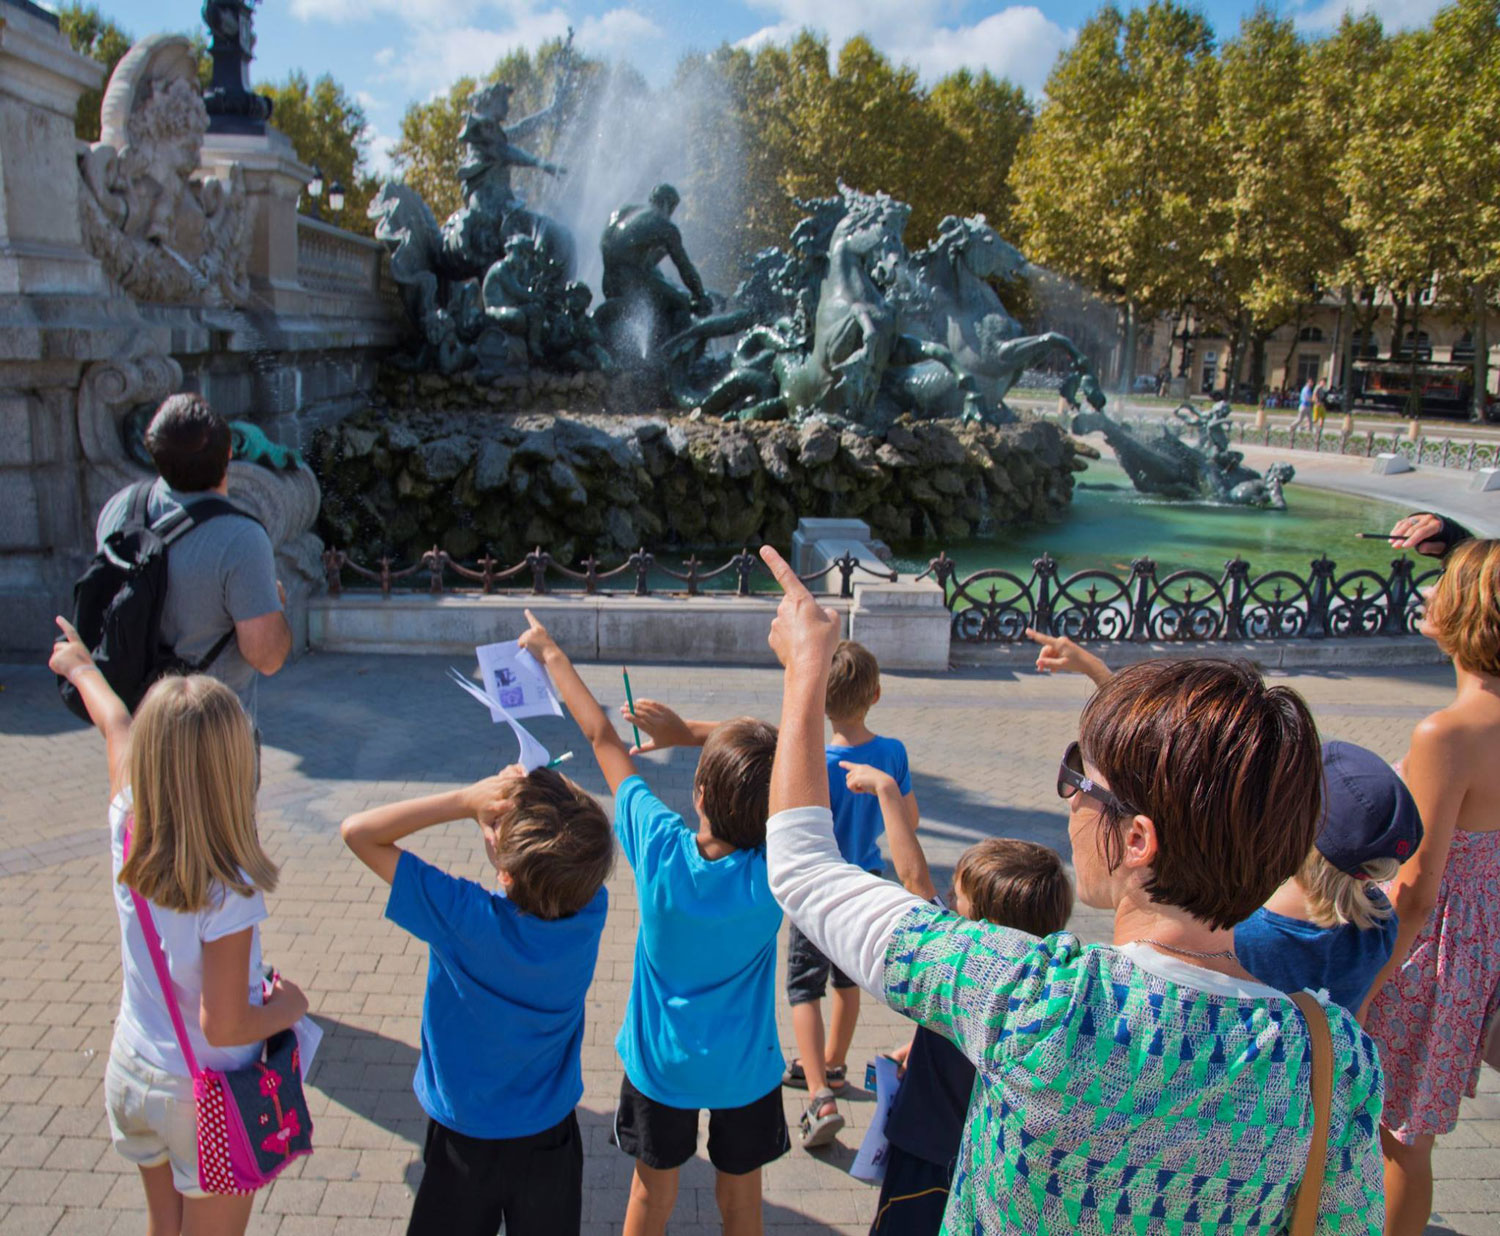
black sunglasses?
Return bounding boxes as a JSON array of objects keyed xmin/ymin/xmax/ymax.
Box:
[{"xmin": 1057, "ymin": 741, "xmax": 1137, "ymax": 817}]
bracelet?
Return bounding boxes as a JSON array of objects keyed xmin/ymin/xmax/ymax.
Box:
[{"xmin": 66, "ymin": 663, "xmax": 101, "ymax": 686}]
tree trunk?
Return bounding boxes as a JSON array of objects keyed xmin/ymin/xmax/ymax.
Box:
[
  {"xmin": 1279, "ymin": 306, "xmax": 1307, "ymax": 389},
  {"xmin": 1119, "ymin": 298, "xmax": 1138, "ymax": 395},
  {"xmin": 1338, "ymin": 285, "xmax": 1355, "ymax": 416},
  {"xmin": 1389, "ymin": 290, "xmax": 1408, "ymax": 360},
  {"xmin": 1474, "ymin": 279, "xmax": 1491, "ymax": 424},
  {"xmin": 1224, "ymin": 310, "xmax": 1250, "ymax": 403},
  {"xmin": 1406, "ymin": 295, "xmax": 1423, "ymax": 419},
  {"xmin": 1249, "ymin": 330, "xmax": 1269, "ymax": 395}
]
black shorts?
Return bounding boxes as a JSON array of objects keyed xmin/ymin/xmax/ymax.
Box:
[
  {"xmin": 406, "ymin": 1112, "xmax": 581, "ymax": 1236},
  {"xmin": 786, "ymin": 920, "xmax": 857, "ymax": 1005},
  {"xmin": 612, "ymin": 1074, "xmax": 790, "ymax": 1175},
  {"xmin": 869, "ymin": 1143, "xmax": 953, "ymax": 1234}
]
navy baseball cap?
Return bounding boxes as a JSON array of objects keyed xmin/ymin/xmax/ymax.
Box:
[{"xmin": 1315, "ymin": 741, "xmax": 1423, "ymax": 875}]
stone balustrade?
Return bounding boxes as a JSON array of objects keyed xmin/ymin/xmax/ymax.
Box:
[{"xmin": 295, "ymin": 215, "xmax": 383, "ymax": 297}]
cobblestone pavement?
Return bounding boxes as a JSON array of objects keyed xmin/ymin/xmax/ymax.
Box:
[{"xmin": 2, "ymin": 654, "xmax": 1496, "ymax": 1235}]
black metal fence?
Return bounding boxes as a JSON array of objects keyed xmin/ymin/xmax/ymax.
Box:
[
  {"xmin": 321, "ymin": 545, "xmax": 896, "ymax": 600},
  {"xmin": 323, "ymin": 544, "xmax": 1441, "ymax": 646},
  {"xmin": 920, "ymin": 552, "xmax": 1442, "ymax": 643}
]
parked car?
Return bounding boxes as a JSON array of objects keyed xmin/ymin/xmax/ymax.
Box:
[{"xmin": 1132, "ymin": 374, "xmax": 1160, "ymax": 393}]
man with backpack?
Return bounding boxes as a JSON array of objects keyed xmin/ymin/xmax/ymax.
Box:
[{"xmin": 86, "ymin": 394, "xmax": 289, "ymax": 721}]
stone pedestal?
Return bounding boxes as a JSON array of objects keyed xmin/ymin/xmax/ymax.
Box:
[
  {"xmin": 848, "ymin": 581, "xmax": 951, "ymax": 672},
  {"xmin": 790, "ymin": 517, "xmax": 892, "ymax": 595},
  {"xmin": 1471, "ymin": 468, "xmax": 1500, "ymax": 493},
  {"xmin": 1371, "ymin": 453, "xmax": 1414, "ymax": 476},
  {"xmin": 199, "ymin": 128, "xmax": 313, "ymax": 313}
]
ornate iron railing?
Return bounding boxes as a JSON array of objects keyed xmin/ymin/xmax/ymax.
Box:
[
  {"xmin": 919, "ymin": 552, "xmax": 1442, "ymax": 644},
  {"xmin": 321, "ymin": 545, "xmax": 897, "ymax": 600}
]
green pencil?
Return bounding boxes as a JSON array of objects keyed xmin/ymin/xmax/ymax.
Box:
[{"xmin": 622, "ymin": 667, "xmax": 641, "ymax": 749}]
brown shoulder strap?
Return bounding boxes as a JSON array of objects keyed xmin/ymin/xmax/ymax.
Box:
[{"xmin": 1288, "ymin": 991, "xmax": 1334, "ymax": 1236}]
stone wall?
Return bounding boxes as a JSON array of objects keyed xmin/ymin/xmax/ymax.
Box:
[{"xmin": 311, "ymin": 400, "xmax": 1085, "ymax": 566}]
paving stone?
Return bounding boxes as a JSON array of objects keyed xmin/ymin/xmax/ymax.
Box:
[{"xmin": 1, "ymin": 655, "xmax": 1495, "ymax": 1232}]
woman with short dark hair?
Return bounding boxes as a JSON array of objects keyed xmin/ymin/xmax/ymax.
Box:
[{"xmin": 757, "ymin": 548, "xmax": 1384, "ymax": 1235}]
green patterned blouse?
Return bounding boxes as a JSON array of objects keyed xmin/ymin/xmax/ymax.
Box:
[{"xmin": 882, "ymin": 904, "xmax": 1386, "ymax": 1235}]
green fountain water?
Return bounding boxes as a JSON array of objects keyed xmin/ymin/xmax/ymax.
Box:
[{"xmin": 891, "ymin": 456, "xmax": 1421, "ymax": 580}]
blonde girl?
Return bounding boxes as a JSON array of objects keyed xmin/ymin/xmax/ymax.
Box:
[
  {"xmin": 50, "ymin": 618, "xmax": 308, "ymax": 1236},
  {"xmin": 1362, "ymin": 539, "xmax": 1500, "ymax": 1236}
]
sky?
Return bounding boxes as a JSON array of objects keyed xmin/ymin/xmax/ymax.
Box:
[{"xmin": 76, "ymin": 0, "xmax": 1451, "ymax": 173}]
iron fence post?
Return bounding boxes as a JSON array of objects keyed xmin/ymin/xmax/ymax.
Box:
[
  {"xmin": 734, "ymin": 550, "xmax": 755, "ymax": 596},
  {"xmin": 1223, "ymin": 557, "xmax": 1249, "ymax": 640},
  {"xmin": 479, "ymin": 554, "xmax": 496, "ymax": 594},
  {"xmin": 1383, "ymin": 556, "xmax": 1415, "ymax": 635},
  {"xmin": 1128, "ymin": 558, "xmax": 1156, "ymax": 641},
  {"xmin": 425, "ymin": 548, "xmax": 445, "ymax": 595},
  {"xmin": 1032, "ymin": 554, "xmax": 1057, "ymax": 634},
  {"xmin": 684, "ymin": 555, "xmax": 700, "ymax": 597},
  {"xmin": 837, "ymin": 553, "xmax": 856, "ymax": 599},
  {"xmin": 322, "ymin": 549, "xmax": 344, "ymax": 598},
  {"xmin": 632, "ymin": 549, "xmax": 651, "ymax": 596},
  {"xmin": 378, "ymin": 557, "xmax": 392, "ymax": 598},
  {"xmin": 1307, "ymin": 556, "xmax": 1334, "ymax": 638},
  {"xmin": 527, "ymin": 548, "xmax": 549, "ymax": 595},
  {"xmin": 583, "ymin": 555, "xmax": 599, "ymax": 596},
  {"xmin": 1468, "ymin": 440, "xmax": 1478, "ymax": 469}
]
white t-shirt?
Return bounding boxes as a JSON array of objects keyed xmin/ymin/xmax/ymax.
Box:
[{"xmin": 110, "ymin": 792, "xmax": 268, "ymax": 1076}]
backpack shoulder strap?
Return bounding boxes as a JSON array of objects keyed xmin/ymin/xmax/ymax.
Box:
[
  {"xmin": 1287, "ymin": 991, "xmax": 1333, "ymax": 1236},
  {"xmin": 124, "ymin": 480, "xmax": 155, "ymax": 529},
  {"xmin": 156, "ymin": 496, "xmax": 264, "ymax": 546}
]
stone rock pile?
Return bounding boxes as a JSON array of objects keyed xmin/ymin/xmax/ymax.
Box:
[{"xmin": 311, "ymin": 405, "xmax": 1087, "ymax": 567}]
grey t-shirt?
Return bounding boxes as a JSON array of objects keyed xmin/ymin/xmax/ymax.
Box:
[{"xmin": 95, "ymin": 478, "xmax": 281, "ymax": 718}]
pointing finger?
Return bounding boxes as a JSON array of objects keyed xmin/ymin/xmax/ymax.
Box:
[{"xmin": 758, "ymin": 546, "xmax": 807, "ymax": 597}]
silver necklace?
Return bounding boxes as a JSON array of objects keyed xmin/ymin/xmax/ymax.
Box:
[{"xmin": 1131, "ymin": 937, "xmax": 1238, "ymax": 961}]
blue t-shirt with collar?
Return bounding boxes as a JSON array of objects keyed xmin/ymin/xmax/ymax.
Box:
[
  {"xmin": 826, "ymin": 735, "xmax": 912, "ymax": 872},
  {"xmin": 613, "ymin": 775, "xmax": 784, "ymax": 1110},
  {"xmin": 385, "ymin": 849, "xmax": 607, "ymax": 1139},
  {"xmin": 1233, "ymin": 888, "xmax": 1398, "ymax": 1013}
]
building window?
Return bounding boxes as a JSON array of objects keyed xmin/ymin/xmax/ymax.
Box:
[
  {"xmin": 1297, "ymin": 325, "xmax": 1325, "ymax": 343},
  {"xmin": 1297, "ymin": 354, "xmax": 1321, "ymax": 385},
  {"xmin": 1451, "ymin": 332, "xmax": 1475, "ymax": 364},
  {"xmin": 1396, "ymin": 331, "xmax": 1433, "ymax": 361},
  {"xmin": 1350, "ymin": 329, "xmax": 1380, "ymax": 358},
  {"xmin": 1201, "ymin": 350, "xmax": 1218, "ymax": 395}
]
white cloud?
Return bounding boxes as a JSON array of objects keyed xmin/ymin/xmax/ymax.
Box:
[
  {"xmin": 1296, "ymin": 0, "xmax": 1447, "ymax": 30},
  {"xmin": 737, "ymin": 0, "xmax": 1072, "ymax": 96}
]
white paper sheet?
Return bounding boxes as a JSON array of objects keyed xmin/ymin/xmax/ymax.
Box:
[
  {"xmin": 447, "ymin": 667, "xmax": 553, "ymax": 772},
  {"xmin": 292, "ymin": 1015, "xmax": 323, "ymax": 1076},
  {"xmin": 475, "ymin": 640, "xmax": 563, "ymax": 721},
  {"xmin": 849, "ymin": 1053, "xmax": 902, "ymax": 1183}
]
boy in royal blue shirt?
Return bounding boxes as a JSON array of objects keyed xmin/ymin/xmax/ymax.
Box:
[
  {"xmin": 341, "ymin": 763, "xmax": 614, "ymax": 1236},
  {"xmin": 789, "ymin": 640, "xmax": 917, "ymax": 1147},
  {"xmin": 518, "ymin": 612, "xmax": 789, "ymax": 1236}
]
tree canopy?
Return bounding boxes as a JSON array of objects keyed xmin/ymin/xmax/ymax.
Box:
[{"xmin": 260, "ymin": 71, "xmax": 377, "ymax": 234}]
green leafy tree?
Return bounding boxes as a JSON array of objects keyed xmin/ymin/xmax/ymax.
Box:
[
  {"xmin": 926, "ymin": 69, "xmax": 1032, "ymax": 238},
  {"xmin": 1012, "ymin": 1, "xmax": 1220, "ymax": 392},
  {"xmin": 57, "ymin": 2, "xmax": 133, "ymax": 141},
  {"xmin": 260, "ymin": 71, "xmax": 376, "ymax": 234}
]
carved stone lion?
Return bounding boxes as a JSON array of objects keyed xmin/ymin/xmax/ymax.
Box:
[{"xmin": 77, "ymin": 34, "xmax": 250, "ymax": 305}]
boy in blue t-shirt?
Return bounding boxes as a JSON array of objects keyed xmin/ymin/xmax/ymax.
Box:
[
  {"xmin": 1235, "ymin": 739, "xmax": 1421, "ymax": 1013},
  {"xmin": 341, "ymin": 763, "xmax": 614, "ymax": 1236},
  {"xmin": 518, "ymin": 612, "xmax": 789, "ymax": 1234},
  {"xmin": 788, "ymin": 640, "xmax": 917, "ymax": 1147}
]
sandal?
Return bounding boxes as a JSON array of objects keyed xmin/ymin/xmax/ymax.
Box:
[
  {"xmin": 799, "ymin": 1088, "xmax": 844, "ymax": 1149},
  {"xmin": 782, "ymin": 1059, "xmax": 847, "ymax": 1091}
]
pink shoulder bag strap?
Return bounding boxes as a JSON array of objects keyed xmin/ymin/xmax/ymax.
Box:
[
  {"xmin": 122, "ymin": 815, "xmax": 201, "ymax": 1078},
  {"xmin": 1287, "ymin": 991, "xmax": 1333, "ymax": 1236}
]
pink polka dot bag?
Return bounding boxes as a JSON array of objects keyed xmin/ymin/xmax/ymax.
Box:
[{"xmin": 125, "ymin": 820, "xmax": 314, "ymax": 1194}]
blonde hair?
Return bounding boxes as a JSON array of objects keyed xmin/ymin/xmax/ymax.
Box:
[
  {"xmin": 825, "ymin": 640, "xmax": 880, "ymax": 719},
  {"xmin": 1426, "ymin": 538, "xmax": 1500, "ymax": 676},
  {"xmin": 1297, "ymin": 849, "xmax": 1399, "ymax": 931},
  {"xmin": 118, "ymin": 675, "xmax": 277, "ymax": 913}
]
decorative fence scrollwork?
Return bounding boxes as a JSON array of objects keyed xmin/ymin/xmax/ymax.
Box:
[
  {"xmin": 321, "ymin": 545, "xmax": 897, "ymax": 600},
  {"xmin": 921, "ymin": 552, "xmax": 1442, "ymax": 644}
]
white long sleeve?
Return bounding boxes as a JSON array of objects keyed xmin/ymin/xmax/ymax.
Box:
[{"xmin": 766, "ymin": 805, "xmax": 925, "ymax": 995}]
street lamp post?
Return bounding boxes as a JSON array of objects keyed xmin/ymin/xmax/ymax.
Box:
[{"xmin": 305, "ymin": 165, "xmax": 324, "ymax": 221}]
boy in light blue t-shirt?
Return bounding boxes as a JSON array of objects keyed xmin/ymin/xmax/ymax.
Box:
[
  {"xmin": 341, "ymin": 765, "xmax": 614, "ymax": 1236},
  {"xmin": 519, "ymin": 612, "xmax": 789, "ymax": 1234}
]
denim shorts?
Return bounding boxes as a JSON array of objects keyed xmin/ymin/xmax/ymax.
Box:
[
  {"xmin": 785, "ymin": 921, "xmax": 858, "ymax": 1005},
  {"xmin": 104, "ymin": 1033, "xmax": 204, "ymax": 1196}
]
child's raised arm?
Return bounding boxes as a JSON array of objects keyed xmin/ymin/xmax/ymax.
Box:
[
  {"xmin": 840, "ymin": 761, "xmax": 937, "ymax": 902},
  {"xmin": 1025, "ymin": 628, "xmax": 1113, "ymax": 686},
  {"xmin": 48, "ymin": 616, "xmax": 132, "ymax": 797},
  {"xmin": 519, "ymin": 610, "xmax": 636, "ymax": 793},
  {"xmin": 341, "ymin": 773, "xmax": 515, "ymax": 884}
]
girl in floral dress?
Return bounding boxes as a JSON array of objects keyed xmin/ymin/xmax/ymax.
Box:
[{"xmin": 1362, "ymin": 539, "xmax": 1500, "ymax": 1236}]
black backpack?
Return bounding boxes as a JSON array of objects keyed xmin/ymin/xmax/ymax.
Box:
[{"xmin": 58, "ymin": 481, "xmax": 255, "ymax": 721}]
